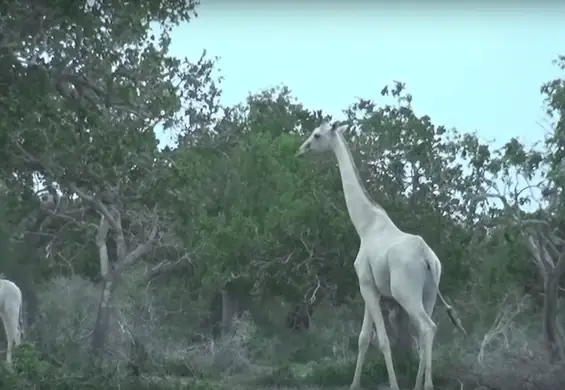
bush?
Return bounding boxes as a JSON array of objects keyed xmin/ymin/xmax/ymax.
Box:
[{"xmin": 7, "ymin": 272, "xmax": 564, "ymax": 390}]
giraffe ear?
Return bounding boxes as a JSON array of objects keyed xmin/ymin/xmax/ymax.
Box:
[{"xmin": 332, "ymin": 124, "xmax": 348, "ymax": 133}]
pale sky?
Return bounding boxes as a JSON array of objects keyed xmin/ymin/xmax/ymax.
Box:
[{"xmin": 163, "ymin": 2, "xmax": 565, "ymax": 150}]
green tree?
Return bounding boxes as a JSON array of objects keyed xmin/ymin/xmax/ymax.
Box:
[{"xmin": 0, "ymin": 0, "xmax": 220, "ymax": 353}]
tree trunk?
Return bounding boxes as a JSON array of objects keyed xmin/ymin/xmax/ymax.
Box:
[
  {"xmin": 285, "ymin": 303, "xmax": 310, "ymax": 331},
  {"xmin": 91, "ymin": 276, "xmax": 115, "ymax": 353},
  {"xmin": 220, "ymin": 289, "xmax": 236, "ymax": 337},
  {"xmin": 210, "ymin": 281, "xmax": 252, "ymax": 339},
  {"xmin": 285, "ymin": 301, "xmax": 320, "ymax": 332},
  {"xmin": 543, "ymin": 272, "xmax": 565, "ymax": 363}
]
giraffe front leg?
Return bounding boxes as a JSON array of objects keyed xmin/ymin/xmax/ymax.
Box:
[{"xmin": 350, "ymin": 304, "xmax": 373, "ymax": 390}]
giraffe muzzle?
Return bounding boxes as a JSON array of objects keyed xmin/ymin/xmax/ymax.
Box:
[{"xmin": 296, "ymin": 143, "xmax": 310, "ymax": 156}]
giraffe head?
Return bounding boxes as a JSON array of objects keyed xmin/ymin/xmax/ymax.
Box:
[{"xmin": 296, "ymin": 121, "xmax": 349, "ymax": 156}]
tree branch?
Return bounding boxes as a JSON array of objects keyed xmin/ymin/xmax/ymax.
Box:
[
  {"xmin": 541, "ymin": 234, "xmax": 560, "ymax": 263},
  {"xmin": 115, "ymin": 211, "xmax": 159, "ymax": 274},
  {"xmin": 68, "ymin": 183, "xmax": 121, "ymax": 233},
  {"xmin": 527, "ymin": 235, "xmax": 551, "ymax": 282},
  {"xmin": 555, "ymin": 253, "xmax": 565, "ymax": 279},
  {"xmin": 146, "ymin": 255, "xmax": 194, "ymax": 280},
  {"xmin": 13, "ymin": 141, "xmax": 118, "ymax": 232},
  {"xmin": 96, "ymin": 215, "xmax": 111, "ymax": 277}
]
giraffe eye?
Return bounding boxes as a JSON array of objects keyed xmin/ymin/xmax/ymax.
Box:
[{"xmin": 314, "ymin": 134, "xmax": 320, "ymax": 139}]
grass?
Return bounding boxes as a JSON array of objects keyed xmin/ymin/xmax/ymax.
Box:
[{"xmin": 7, "ymin": 279, "xmax": 565, "ymax": 390}]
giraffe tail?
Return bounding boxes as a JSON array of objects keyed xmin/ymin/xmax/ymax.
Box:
[
  {"xmin": 422, "ymin": 241, "xmax": 466, "ymax": 335},
  {"xmin": 437, "ymin": 290, "xmax": 466, "ymax": 335},
  {"xmin": 18, "ymin": 301, "xmax": 24, "ymax": 342}
]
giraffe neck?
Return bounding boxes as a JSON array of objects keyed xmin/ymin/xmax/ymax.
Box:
[{"xmin": 332, "ymin": 132, "xmax": 390, "ymax": 236}]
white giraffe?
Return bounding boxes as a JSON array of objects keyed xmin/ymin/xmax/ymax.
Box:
[
  {"xmin": 296, "ymin": 122, "xmax": 465, "ymax": 390},
  {"xmin": 0, "ymin": 275, "xmax": 23, "ymax": 368}
]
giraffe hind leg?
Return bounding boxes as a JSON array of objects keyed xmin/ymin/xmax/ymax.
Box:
[
  {"xmin": 392, "ymin": 283, "xmax": 437, "ymax": 390},
  {"xmin": 359, "ymin": 283, "xmax": 400, "ymax": 390}
]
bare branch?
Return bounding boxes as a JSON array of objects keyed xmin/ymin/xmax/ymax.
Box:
[
  {"xmin": 521, "ymin": 218, "xmax": 551, "ymax": 228},
  {"xmin": 68, "ymin": 183, "xmax": 120, "ymax": 233},
  {"xmin": 39, "ymin": 205, "xmax": 97, "ymax": 231},
  {"xmin": 115, "ymin": 212, "xmax": 159, "ymax": 274},
  {"xmin": 96, "ymin": 215, "xmax": 111, "ymax": 278},
  {"xmin": 527, "ymin": 236, "xmax": 550, "ymax": 281},
  {"xmin": 146, "ymin": 254, "xmax": 194, "ymax": 280},
  {"xmin": 556, "ymin": 254, "xmax": 565, "ymax": 278},
  {"xmin": 541, "ymin": 234, "xmax": 560, "ymax": 262},
  {"xmin": 473, "ymin": 190, "xmax": 511, "ymax": 211},
  {"xmin": 305, "ymin": 275, "xmax": 321, "ymax": 305},
  {"xmin": 113, "ymin": 208, "xmax": 126, "ymax": 261},
  {"xmin": 12, "ymin": 141, "xmax": 116, "ymax": 233},
  {"xmin": 478, "ymin": 292, "xmax": 529, "ymax": 365}
]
